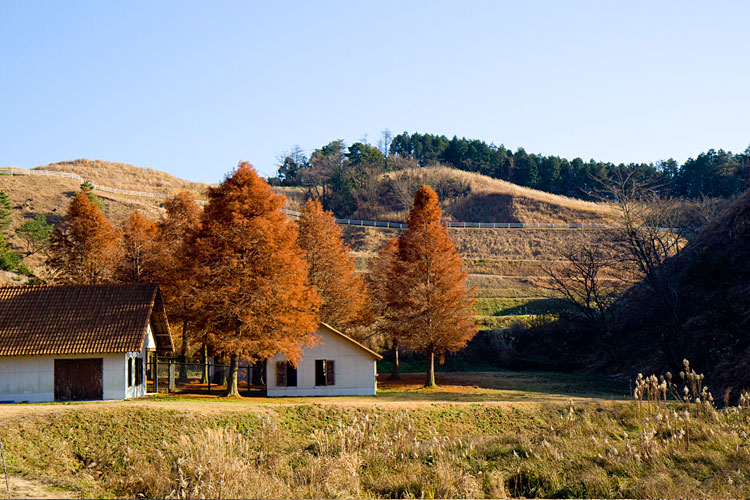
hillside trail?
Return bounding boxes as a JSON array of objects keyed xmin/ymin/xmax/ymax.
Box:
[{"xmin": 4, "ymin": 474, "xmax": 77, "ymax": 499}]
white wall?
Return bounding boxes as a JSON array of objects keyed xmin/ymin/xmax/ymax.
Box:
[
  {"xmin": 266, "ymin": 328, "xmax": 378, "ymax": 397},
  {"xmin": 0, "ymin": 326, "xmax": 155, "ymax": 403},
  {"xmin": 125, "ymin": 325, "xmax": 154, "ymax": 398},
  {"xmin": 0, "ymin": 353, "xmax": 126, "ymax": 403}
]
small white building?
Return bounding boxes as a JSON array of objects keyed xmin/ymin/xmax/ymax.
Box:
[
  {"xmin": 266, "ymin": 323, "xmax": 382, "ymax": 397},
  {"xmin": 0, "ymin": 284, "xmax": 173, "ymax": 403}
]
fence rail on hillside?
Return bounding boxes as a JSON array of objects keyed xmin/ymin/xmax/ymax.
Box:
[
  {"xmin": 2, "ymin": 166, "xmax": 619, "ymax": 229},
  {"xmin": 1, "ymin": 166, "xmax": 210, "ymax": 205}
]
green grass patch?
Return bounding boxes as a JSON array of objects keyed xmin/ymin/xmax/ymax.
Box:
[{"xmin": 474, "ymin": 297, "xmax": 571, "ymax": 316}]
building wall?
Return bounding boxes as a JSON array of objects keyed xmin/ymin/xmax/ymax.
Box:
[
  {"xmin": 0, "ymin": 326, "xmax": 155, "ymax": 403},
  {"xmin": 0, "ymin": 353, "xmax": 126, "ymax": 403},
  {"xmin": 125, "ymin": 325, "xmax": 154, "ymax": 399},
  {"xmin": 266, "ymin": 328, "xmax": 378, "ymax": 397}
]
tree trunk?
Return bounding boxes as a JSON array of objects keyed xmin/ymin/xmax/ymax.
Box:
[
  {"xmin": 200, "ymin": 343, "xmax": 208, "ymax": 384},
  {"xmin": 389, "ymin": 341, "xmax": 400, "ymax": 380},
  {"xmin": 226, "ymin": 353, "xmax": 239, "ymax": 397},
  {"xmin": 178, "ymin": 320, "xmax": 189, "ymax": 382},
  {"xmin": 425, "ymin": 351, "xmax": 436, "ymax": 388}
]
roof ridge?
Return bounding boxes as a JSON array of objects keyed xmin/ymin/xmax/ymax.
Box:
[
  {"xmin": 0, "ymin": 283, "xmax": 159, "ymax": 290},
  {"xmin": 319, "ymin": 322, "xmax": 383, "ymax": 360}
]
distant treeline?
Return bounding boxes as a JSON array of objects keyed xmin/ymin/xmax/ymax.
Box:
[{"xmin": 270, "ymin": 131, "xmax": 750, "ymax": 202}]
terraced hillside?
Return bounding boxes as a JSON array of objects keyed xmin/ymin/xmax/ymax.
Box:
[
  {"xmin": 1, "ymin": 160, "xmax": 615, "ymax": 326},
  {"xmin": 342, "ymin": 225, "xmax": 589, "ymax": 330}
]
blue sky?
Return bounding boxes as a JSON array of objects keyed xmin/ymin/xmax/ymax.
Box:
[{"xmin": 1, "ymin": 1, "xmax": 748, "ymax": 184}]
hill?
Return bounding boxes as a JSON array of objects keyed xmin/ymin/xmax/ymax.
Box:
[
  {"xmin": 1, "ymin": 160, "xmax": 615, "ymax": 329},
  {"xmin": 35, "ymin": 159, "xmax": 209, "ymax": 196},
  {"xmin": 614, "ymin": 188, "xmax": 750, "ymax": 395},
  {"xmin": 380, "ymin": 167, "xmax": 617, "ymax": 224}
]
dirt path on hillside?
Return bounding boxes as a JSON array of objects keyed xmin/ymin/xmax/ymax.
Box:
[{"xmin": 3, "ymin": 474, "xmax": 77, "ymax": 499}]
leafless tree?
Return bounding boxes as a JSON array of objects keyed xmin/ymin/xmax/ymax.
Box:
[
  {"xmin": 594, "ymin": 168, "xmax": 690, "ymax": 364},
  {"xmin": 540, "ymin": 232, "xmax": 633, "ymax": 362}
]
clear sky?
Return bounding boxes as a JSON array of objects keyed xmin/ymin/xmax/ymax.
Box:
[{"xmin": 1, "ymin": 1, "xmax": 749, "ymax": 184}]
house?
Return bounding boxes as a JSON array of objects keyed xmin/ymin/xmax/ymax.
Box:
[
  {"xmin": 0, "ymin": 283, "xmax": 173, "ymax": 403},
  {"xmin": 266, "ymin": 323, "xmax": 382, "ymax": 397}
]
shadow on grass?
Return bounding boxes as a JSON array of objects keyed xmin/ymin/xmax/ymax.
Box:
[{"xmin": 376, "ymin": 371, "xmax": 629, "ymax": 403}]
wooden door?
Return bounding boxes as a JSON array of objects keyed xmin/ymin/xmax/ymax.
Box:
[{"xmin": 54, "ymin": 358, "xmax": 103, "ymax": 401}]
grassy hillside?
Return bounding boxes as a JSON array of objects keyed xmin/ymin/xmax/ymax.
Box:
[
  {"xmin": 35, "ymin": 158, "xmax": 209, "ymax": 196},
  {"xmin": 614, "ymin": 188, "xmax": 750, "ymax": 394},
  {"xmin": 385, "ymin": 167, "xmax": 617, "ymax": 223},
  {"xmin": 2, "ymin": 160, "xmax": 609, "ymax": 326},
  {"xmin": 1, "ymin": 394, "xmax": 748, "ymax": 499}
]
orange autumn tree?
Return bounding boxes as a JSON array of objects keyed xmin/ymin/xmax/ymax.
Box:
[
  {"xmin": 297, "ymin": 198, "xmax": 371, "ymax": 331},
  {"xmin": 388, "ymin": 185, "xmax": 476, "ymax": 387},
  {"xmin": 47, "ymin": 191, "xmax": 120, "ymax": 284},
  {"xmin": 114, "ymin": 210, "xmax": 160, "ymax": 283},
  {"xmin": 192, "ymin": 163, "xmax": 320, "ymax": 396},
  {"xmin": 156, "ymin": 192, "xmax": 203, "ymax": 380},
  {"xmin": 368, "ymin": 237, "xmax": 408, "ymax": 379}
]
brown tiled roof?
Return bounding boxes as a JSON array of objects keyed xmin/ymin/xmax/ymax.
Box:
[{"xmin": 0, "ymin": 284, "xmax": 173, "ymax": 356}]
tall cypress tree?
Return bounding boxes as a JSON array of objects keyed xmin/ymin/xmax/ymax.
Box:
[
  {"xmin": 191, "ymin": 163, "xmax": 320, "ymax": 396},
  {"xmin": 380, "ymin": 185, "xmax": 477, "ymax": 387},
  {"xmin": 297, "ymin": 198, "xmax": 371, "ymax": 331},
  {"xmin": 47, "ymin": 191, "xmax": 119, "ymax": 284}
]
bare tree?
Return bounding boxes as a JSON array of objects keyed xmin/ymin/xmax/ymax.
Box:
[
  {"xmin": 594, "ymin": 168, "xmax": 690, "ymax": 364},
  {"xmin": 540, "ymin": 232, "xmax": 633, "ymax": 363}
]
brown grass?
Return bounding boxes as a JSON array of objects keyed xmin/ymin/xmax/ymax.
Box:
[
  {"xmin": 385, "ymin": 166, "xmax": 618, "ymax": 223},
  {"xmin": 35, "ymin": 159, "xmax": 208, "ymax": 196},
  {"xmin": 1, "ymin": 396, "xmax": 749, "ymax": 499}
]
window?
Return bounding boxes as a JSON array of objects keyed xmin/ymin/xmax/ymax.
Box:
[
  {"xmin": 276, "ymin": 361, "xmax": 297, "ymax": 387},
  {"xmin": 135, "ymin": 357, "xmax": 143, "ymax": 385},
  {"xmin": 128, "ymin": 358, "xmax": 134, "ymax": 387},
  {"xmin": 315, "ymin": 359, "xmax": 335, "ymax": 386}
]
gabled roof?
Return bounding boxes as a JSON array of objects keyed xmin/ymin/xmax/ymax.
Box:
[
  {"xmin": 319, "ymin": 322, "xmax": 383, "ymax": 360},
  {"xmin": 0, "ymin": 284, "xmax": 173, "ymax": 356}
]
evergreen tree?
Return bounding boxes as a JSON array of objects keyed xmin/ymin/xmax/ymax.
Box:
[
  {"xmin": 0, "ymin": 190, "xmax": 11, "ymax": 233},
  {"xmin": 15, "ymin": 213, "xmax": 53, "ymax": 255}
]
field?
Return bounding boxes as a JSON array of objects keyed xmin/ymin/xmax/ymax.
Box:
[{"xmin": 1, "ymin": 371, "xmax": 749, "ymax": 499}]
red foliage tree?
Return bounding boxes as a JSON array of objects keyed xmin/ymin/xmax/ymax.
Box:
[
  {"xmin": 47, "ymin": 191, "xmax": 120, "ymax": 284},
  {"xmin": 378, "ymin": 185, "xmax": 477, "ymax": 387},
  {"xmin": 368, "ymin": 237, "xmax": 407, "ymax": 379},
  {"xmin": 191, "ymin": 163, "xmax": 320, "ymax": 396},
  {"xmin": 297, "ymin": 198, "xmax": 371, "ymax": 331},
  {"xmin": 156, "ymin": 192, "xmax": 204, "ymax": 380},
  {"xmin": 115, "ymin": 210, "xmax": 159, "ymax": 283}
]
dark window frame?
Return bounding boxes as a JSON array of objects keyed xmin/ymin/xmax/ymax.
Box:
[
  {"xmin": 276, "ymin": 361, "xmax": 297, "ymax": 387},
  {"xmin": 315, "ymin": 359, "xmax": 335, "ymax": 386},
  {"xmin": 135, "ymin": 357, "xmax": 143, "ymax": 386}
]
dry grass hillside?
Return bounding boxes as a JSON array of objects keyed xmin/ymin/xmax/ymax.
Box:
[
  {"xmin": 377, "ymin": 167, "xmax": 618, "ymax": 223},
  {"xmin": 35, "ymin": 159, "xmax": 209, "ymax": 197},
  {"xmin": 2, "ymin": 160, "xmax": 619, "ymax": 328}
]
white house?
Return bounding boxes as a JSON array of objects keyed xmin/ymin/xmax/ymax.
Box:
[
  {"xmin": 0, "ymin": 283, "xmax": 173, "ymax": 403},
  {"xmin": 266, "ymin": 323, "xmax": 382, "ymax": 397}
]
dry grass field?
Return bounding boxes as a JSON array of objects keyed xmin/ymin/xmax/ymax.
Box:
[{"xmin": 0, "ymin": 371, "xmax": 748, "ymax": 499}]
